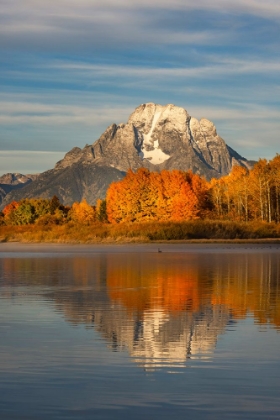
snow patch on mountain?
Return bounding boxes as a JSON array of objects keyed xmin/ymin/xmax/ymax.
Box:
[
  {"xmin": 139, "ymin": 107, "xmax": 170, "ymax": 164},
  {"xmin": 139, "ymin": 139, "xmax": 170, "ymax": 164}
]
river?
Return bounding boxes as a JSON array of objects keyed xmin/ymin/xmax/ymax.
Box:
[{"xmin": 0, "ymin": 243, "xmax": 280, "ymax": 419}]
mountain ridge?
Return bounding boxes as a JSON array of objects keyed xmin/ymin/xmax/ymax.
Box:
[{"xmin": 1, "ymin": 103, "xmax": 254, "ymax": 208}]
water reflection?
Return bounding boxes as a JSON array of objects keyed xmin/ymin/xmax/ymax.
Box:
[
  {"xmin": 1, "ymin": 250, "xmax": 280, "ymax": 371},
  {"xmin": 105, "ymin": 254, "xmax": 231, "ymax": 369}
]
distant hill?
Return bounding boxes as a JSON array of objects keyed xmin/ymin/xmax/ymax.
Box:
[
  {"xmin": 0, "ymin": 173, "xmax": 38, "ymax": 207},
  {"xmin": 1, "ymin": 103, "xmax": 254, "ymax": 208}
]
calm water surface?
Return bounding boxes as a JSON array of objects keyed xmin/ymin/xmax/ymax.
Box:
[{"xmin": 0, "ymin": 243, "xmax": 280, "ymax": 420}]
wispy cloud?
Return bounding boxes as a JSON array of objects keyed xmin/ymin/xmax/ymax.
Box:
[
  {"xmin": 0, "ymin": 100, "xmax": 132, "ymax": 126},
  {"xmin": 0, "ymin": 151, "xmax": 66, "ymax": 176},
  {"xmin": 0, "ymin": 93, "xmax": 279, "ymax": 160},
  {"xmin": 1, "ymin": 0, "xmax": 279, "ymax": 53},
  {"xmin": 1, "ymin": 94, "xmax": 279, "ymax": 128},
  {"xmin": 0, "ymin": 0, "xmax": 279, "ymax": 166},
  {"xmin": 189, "ymin": 104, "xmax": 280, "ymax": 122},
  {"xmin": 52, "ymin": 58, "xmax": 280, "ymax": 80},
  {"xmin": 2, "ymin": 1, "xmax": 280, "ymax": 20}
]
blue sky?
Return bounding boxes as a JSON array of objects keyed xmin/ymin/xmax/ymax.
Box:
[{"xmin": 0, "ymin": 0, "xmax": 280, "ymax": 175}]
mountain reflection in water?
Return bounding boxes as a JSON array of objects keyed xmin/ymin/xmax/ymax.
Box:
[{"xmin": 1, "ymin": 250, "xmax": 280, "ymax": 371}]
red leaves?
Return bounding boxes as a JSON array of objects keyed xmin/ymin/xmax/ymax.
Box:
[{"xmin": 3, "ymin": 201, "xmax": 19, "ymax": 216}]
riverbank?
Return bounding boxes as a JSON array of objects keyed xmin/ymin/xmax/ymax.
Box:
[
  {"xmin": 1, "ymin": 220, "xmax": 280, "ymax": 244},
  {"xmin": 0, "ymin": 241, "xmax": 280, "ymax": 256}
]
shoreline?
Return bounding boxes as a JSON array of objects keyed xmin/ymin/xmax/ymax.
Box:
[
  {"xmin": 1, "ymin": 220, "xmax": 279, "ymax": 244},
  {"xmin": 0, "ymin": 240, "xmax": 280, "ymax": 255},
  {"xmin": 1, "ymin": 237, "xmax": 280, "ymax": 244}
]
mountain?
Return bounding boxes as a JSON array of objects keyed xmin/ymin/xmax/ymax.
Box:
[
  {"xmin": 0, "ymin": 173, "xmax": 38, "ymax": 206},
  {"xmin": 1, "ymin": 103, "xmax": 253, "ymax": 207}
]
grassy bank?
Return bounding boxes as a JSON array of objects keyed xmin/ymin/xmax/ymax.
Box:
[{"xmin": 1, "ymin": 220, "xmax": 280, "ymax": 244}]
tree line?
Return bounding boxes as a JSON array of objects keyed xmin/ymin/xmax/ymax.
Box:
[
  {"xmin": 106, "ymin": 154, "xmax": 280, "ymax": 223},
  {"xmin": 1, "ymin": 154, "xmax": 280, "ymax": 226},
  {"xmin": 0, "ymin": 195, "xmax": 107, "ymax": 226}
]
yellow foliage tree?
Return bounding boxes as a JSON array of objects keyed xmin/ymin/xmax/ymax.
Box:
[{"xmin": 69, "ymin": 199, "xmax": 96, "ymax": 223}]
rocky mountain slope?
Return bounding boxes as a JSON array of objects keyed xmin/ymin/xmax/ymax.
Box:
[{"xmin": 1, "ymin": 103, "xmax": 253, "ymax": 207}]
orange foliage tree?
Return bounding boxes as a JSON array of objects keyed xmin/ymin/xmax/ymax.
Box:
[
  {"xmin": 3, "ymin": 201, "xmax": 19, "ymax": 217},
  {"xmin": 106, "ymin": 168, "xmax": 210, "ymax": 223},
  {"xmin": 1, "ymin": 154, "xmax": 280, "ymax": 226}
]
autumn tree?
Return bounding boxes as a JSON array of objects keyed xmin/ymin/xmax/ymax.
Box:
[
  {"xmin": 209, "ymin": 178, "xmax": 226, "ymax": 218},
  {"xmin": 249, "ymin": 159, "xmax": 272, "ymax": 222},
  {"xmin": 187, "ymin": 171, "xmax": 212, "ymax": 217},
  {"xmin": 8, "ymin": 201, "xmax": 35, "ymax": 225},
  {"xmin": 3, "ymin": 201, "xmax": 19, "ymax": 220},
  {"xmin": 226, "ymin": 166, "xmax": 251, "ymax": 221},
  {"xmin": 68, "ymin": 199, "xmax": 96, "ymax": 224},
  {"xmin": 167, "ymin": 171, "xmax": 199, "ymax": 221},
  {"xmin": 107, "ymin": 169, "xmax": 156, "ymax": 223},
  {"xmin": 106, "ymin": 168, "xmax": 206, "ymax": 223}
]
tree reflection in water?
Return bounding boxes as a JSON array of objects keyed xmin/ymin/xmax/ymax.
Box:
[{"xmin": 1, "ymin": 248, "xmax": 280, "ymax": 370}]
